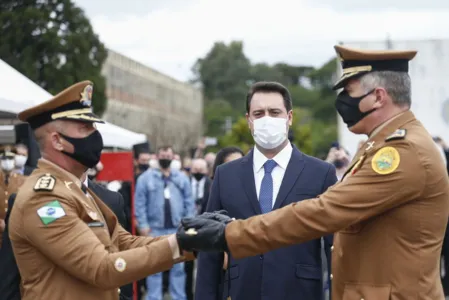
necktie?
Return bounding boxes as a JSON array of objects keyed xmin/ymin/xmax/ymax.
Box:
[{"xmin": 259, "ymin": 159, "xmax": 277, "ymax": 214}]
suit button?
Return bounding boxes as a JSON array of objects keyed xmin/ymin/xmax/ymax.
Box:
[{"xmin": 331, "ymin": 246, "xmax": 334, "ymax": 251}]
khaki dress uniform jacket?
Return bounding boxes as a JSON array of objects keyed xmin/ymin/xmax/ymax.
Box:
[
  {"xmin": 225, "ymin": 111, "xmax": 449, "ymax": 300},
  {"xmin": 9, "ymin": 159, "xmax": 191, "ymax": 300},
  {"xmin": 0, "ymin": 171, "xmax": 26, "ymax": 248}
]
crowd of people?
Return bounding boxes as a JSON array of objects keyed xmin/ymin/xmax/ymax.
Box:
[{"xmin": 0, "ymin": 44, "xmax": 449, "ymax": 300}]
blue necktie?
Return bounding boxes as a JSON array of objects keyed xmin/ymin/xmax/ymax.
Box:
[{"xmin": 259, "ymin": 159, "xmax": 277, "ymax": 214}]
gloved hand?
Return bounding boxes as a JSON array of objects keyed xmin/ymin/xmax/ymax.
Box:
[
  {"xmin": 176, "ymin": 217, "xmax": 228, "ymax": 252},
  {"xmin": 199, "ymin": 210, "xmax": 234, "ymax": 224}
]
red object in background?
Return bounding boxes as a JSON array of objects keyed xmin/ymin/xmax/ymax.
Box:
[{"xmin": 96, "ymin": 151, "xmax": 138, "ymax": 300}]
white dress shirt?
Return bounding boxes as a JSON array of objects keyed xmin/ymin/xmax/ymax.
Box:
[
  {"xmin": 253, "ymin": 142, "xmax": 293, "ymax": 208},
  {"xmin": 191, "ymin": 177, "xmax": 205, "ymax": 200}
]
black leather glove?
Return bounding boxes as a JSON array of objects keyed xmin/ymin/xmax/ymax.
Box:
[
  {"xmin": 176, "ymin": 217, "xmax": 228, "ymax": 252},
  {"xmin": 199, "ymin": 210, "xmax": 234, "ymax": 224}
]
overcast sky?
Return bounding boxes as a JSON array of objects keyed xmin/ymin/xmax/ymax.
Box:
[{"xmin": 73, "ymin": 0, "xmax": 449, "ymax": 82}]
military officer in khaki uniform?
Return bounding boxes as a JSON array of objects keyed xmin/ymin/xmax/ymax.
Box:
[
  {"xmin": 0, "ymin": 147, "xmax": 26, "ymax": 248},
  {"xmin": 9, "ymin": 81, "xmax": 193, "ymax": 300},
  {"xmin": 177, "ymin": 46, "xmax": 449, "ymax": 300}
]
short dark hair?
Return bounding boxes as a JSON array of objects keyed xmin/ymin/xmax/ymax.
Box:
[
  {"xmin": 246, "ymin": 81, "xmax": 292, "ymax": 113},
  {"xmin": 157, "ymin": 145, "xmax": 174, "ymax": 153},
  {"xmin": 211, "ymin": 146, "xmax": 244, "ymax": 179}
]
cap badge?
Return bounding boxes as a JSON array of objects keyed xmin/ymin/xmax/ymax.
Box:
[{"xmin": 80, "ymin": 85, "xmax": 93, "ymax": 107}]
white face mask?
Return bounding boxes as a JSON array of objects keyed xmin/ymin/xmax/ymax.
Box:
[
  {"xmin": 252, "ymin": 116, "xmax": 288, "ymax": 150},
  {"xmin": 14, "ymin": 155, "xmax": 28, "ymax": 168},
  {"xmin": 1, "ymin": 159, "xmax": 15, "ymax": 172},
  {"xmin": 170, "ymin": 159, "xmax": 182, "ymax": 171},
  {"xmin": 149, "ymin": 159, "xmax": 159, "ymax": 169}
]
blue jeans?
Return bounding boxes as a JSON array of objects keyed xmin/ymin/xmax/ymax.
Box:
[{"xmin": 146, "ymin": 228, "xmax": 186, "ymax": 300}]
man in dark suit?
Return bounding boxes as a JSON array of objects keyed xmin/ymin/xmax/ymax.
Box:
[
  {"xmin": 185, "ymin": 158, "xmax": 212, "ymax": 300},
  {"xmin": 0, "ymin": 174, "xmax": 133, "ymax": 300},
  {"xmin": 195, "ymin": 81, "xmax": 337, "ymax": 300}
]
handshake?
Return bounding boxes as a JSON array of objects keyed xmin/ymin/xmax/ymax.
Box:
[{"xmin": 176, "ymin": 210, "xmax": 234, "ymax": 253}]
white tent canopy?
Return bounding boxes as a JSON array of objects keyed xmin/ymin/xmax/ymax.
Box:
[{"xmin": 0, "ymin": 59, "xmax": 146, "ymax": 149}]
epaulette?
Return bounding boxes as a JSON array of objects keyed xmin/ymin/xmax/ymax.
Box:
[
  {"xmin": 34, "ymin": 174, "xmax": 56, "ymax": 191},
  {"xmin": 385, "ymin": 129, "xmax": 407, "ymax": 142}
]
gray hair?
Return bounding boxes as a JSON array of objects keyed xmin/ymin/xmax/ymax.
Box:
[{"xmin": 359, "ymin": 71, "xmax": 411, "ymax": 107}]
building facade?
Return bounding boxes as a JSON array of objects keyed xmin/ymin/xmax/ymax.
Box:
[{"xmin": 101, "ymin": 49, "xmax": 203, "ymax": 153}]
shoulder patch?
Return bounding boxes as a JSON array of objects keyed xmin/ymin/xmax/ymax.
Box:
[
  {"xmin": 37, "ymin": 200, "xmax": 66, "ymax": 225},
  {"xmin": 34, "ymin": 174, "xmax": 56, "ymax": 191},
  {"xmin": 371, "ymin": 146, "xmax": 400, "ymax": 175},
  {"xmin": 385, "ymin": 129, "xmax": 407, "ymax": 142}
]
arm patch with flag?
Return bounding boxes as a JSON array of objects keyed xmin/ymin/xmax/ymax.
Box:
[{"xmin": 37, "ymin": 200, "xmax": 66, "ymax": 225}]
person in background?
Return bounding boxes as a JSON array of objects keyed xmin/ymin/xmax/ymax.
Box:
[
  {"xmin": 86, "ymin": 161, "xmax": 104, "ymax": 182},
  {"xmin": 133, "ymin": 142, "xmax": 151, "ymax": 179},
  {"xmin": 190, "ymin": 158, "xmax": 212, "ymax": 215},
  {"xmin": 204, "ymin": 152, "xmax": 216, "ymax": 178},
  {"xmin": 184, "ymin": 158, "xmax": 211, "ymax": 300},
  {"xmin": 149, "ymin": 153, "xmax": 159, "ymax": 169},
  {"xmin": 135, "ymin": 145, "xmax": 195, "ymax": 300},
  {"xmin": 182, "ymin": 157, "xmax": 192, "ymax": 176},
  {"xmin": 0, "ymin": 147, "xmax": 27, "ymax": 248},
  {"xmin": 210, "ymin": 147, "xmax": 244, "ymax": 180},
  {"xmin": 171, "ymin": 156, "xmax": 182, "ymax": 171},
  {"xmin": 325, "ymin": 142, "xmax": 350, "ymax": 181},
  {"xmin": 13, "ymin": 142, "xmax": 33, "ymax": 176}
]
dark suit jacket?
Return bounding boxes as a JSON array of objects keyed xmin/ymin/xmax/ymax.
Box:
[
  {"xmin": 196, "ymin": 146, "xmax": 337, "ymax": 300},
  {"xmin": 0, "ymin": 180, "xmax": 132, "ymax": 300}
]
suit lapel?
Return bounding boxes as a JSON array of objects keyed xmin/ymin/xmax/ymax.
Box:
[
  {"xmin": 240, "ymin": 150, "xmax": 262, "ymax": 215},
  {"xmin": 273, "ymin": 146, "xmax": 305, "ymax": 210}
]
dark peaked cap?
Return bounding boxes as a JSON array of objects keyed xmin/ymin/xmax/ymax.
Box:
[
  {"xmin": 333, "ymin": 45, "xmax": 417, "ymax": 90},
  {"xmin": 18, "ymin": 80, "xmax": 104, "ymax": 129}
]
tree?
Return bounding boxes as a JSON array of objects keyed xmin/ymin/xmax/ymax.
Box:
[
  {"xmin": 192, "ymin": 41, "xmax": 251, "ymax": 109},
  {"xmin": 0, "ymin": 0, "xmax": 108, "ymax": 115}
]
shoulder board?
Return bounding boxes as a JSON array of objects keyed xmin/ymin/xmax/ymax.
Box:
[
  {"xmin": 385, "ymin": 129, "xmax": 407, "ymax": 142},
  {"xmin": 34, "ymin": 174, "xmax": 56, "ymax": 191}
]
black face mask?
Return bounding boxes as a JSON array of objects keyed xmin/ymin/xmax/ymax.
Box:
[
  {"xmin": 192, "ymin": 173, "xmax": 205, "ymax": 181},
  {"xmin": 138, "ymin": 164, "xmax": 149, "ymax": 172},
  {"xmin": 333, "ymin": 159, "xmax": 345, "ymax": 169},
  {"xmin": 335, "ymin": 89, "xmax": 376, "ymax": 127},
  {"xmin": 158, "ymin": 159, "xmax": 172, "ymax": 169},
  {"xmin": 59, "ymin": 130, "xmax": 103, "ymax": 169}
]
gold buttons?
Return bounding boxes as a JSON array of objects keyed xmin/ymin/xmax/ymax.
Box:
[
  {"xmin": 331, "ymin": 246, "xmax": 334, "ymax": 251},
  {"xmin": 330, "ymin": 274, "xmax": 333, "ymax": 280},
  {"xmin": 118, "ymin": 288, "xmax": 121, "ymax": 294}
]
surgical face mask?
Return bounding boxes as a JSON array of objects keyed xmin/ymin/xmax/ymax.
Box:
[
  {"xmin": 1, "ymin": 159, "xmax": 15, "ymax": 171},
  {"xmin": 170, "ymin": 159, "xmax": 182, "ymax": 171},
  {"xmin": 335, "ymin": 89, "xmax": 376, "ymax": 127},
  {"xmin": 14, "ymin": 154, "xmax": 28, "ymax": 168},
  {"xmin": 251, "ymin": 116, "xmax": 288, "ymax": 150},
  {"xmin": 149, "ymin": 159, "xmax": 159, "ymax": 169}
]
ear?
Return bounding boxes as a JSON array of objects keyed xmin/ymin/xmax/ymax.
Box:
[
  {"xmin": 50, "ymin": 132, "xmax": 64, "ymax": 151},
  {"xmin": 287, "ymin": 110, "xmax": 293, "ymax": 126},
  {"xmin": 373, "ymin": 88, "xmax": 388, "ymax": 109}
]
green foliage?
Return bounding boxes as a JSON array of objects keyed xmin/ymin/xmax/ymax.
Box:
[
  {"xmin": 0, "ymin": 0, "xmax": 108, "ymax": 115},
  {"xmin": 219, "ymin": 117, "xmax": 253, "ymax": 154},
  {"xmin": 193, "ymin": 40, "xmax": 339, "ymax": 157}
]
